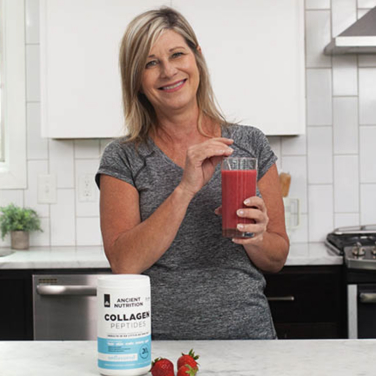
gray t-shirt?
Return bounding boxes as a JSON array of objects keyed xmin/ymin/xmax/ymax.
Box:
[{"xmin": 96, "ymin": 124, "xmax": 278, "ymax": 340}]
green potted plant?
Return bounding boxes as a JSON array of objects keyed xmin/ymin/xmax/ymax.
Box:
[{"xmin": 0, "ymin": 203, "xmax": 42, "ymax": 250}]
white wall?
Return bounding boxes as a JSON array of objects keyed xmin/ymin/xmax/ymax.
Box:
[{"xmin": 0, "ymin": 0, "xmax": 376, "ymax": 247}]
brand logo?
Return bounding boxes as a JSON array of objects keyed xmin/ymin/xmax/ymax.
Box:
[{"xmin": 104, "ymin": 294, "xmax": 110, "ymax": 307}]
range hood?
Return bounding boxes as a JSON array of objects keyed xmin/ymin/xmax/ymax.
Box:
[{"xmin": 324, "ymin": 6, "xmax": 376, "ymax": 55}]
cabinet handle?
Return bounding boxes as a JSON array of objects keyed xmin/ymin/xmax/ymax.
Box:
[
  {"xmin": 267, "ymin": 296, "xmax": 295, "ymax": 302},
  {"xmin": 359, "ymin": 292, "xmax": 376, "ymax": 304},
  {"xmin": 37, "ymin": 285, "xmax": 97, "ymax": 296}
]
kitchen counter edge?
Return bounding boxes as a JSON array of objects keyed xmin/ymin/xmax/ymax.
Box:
[{"xmin": 0, "ymin": 242, "xmax": 342, "ymax": 269}]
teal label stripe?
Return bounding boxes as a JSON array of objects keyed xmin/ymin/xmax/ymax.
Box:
[
  {"xmin": 98, "ymin": 359, "xmax": 148, "ymax": 370},
  {"xmin": 98, "ymin": 335, "xmax": 151, "ymax": 370}
]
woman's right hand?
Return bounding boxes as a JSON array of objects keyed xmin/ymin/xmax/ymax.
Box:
[{"xmin": 179, "ymin": 137, "xmax": 234, "ymax": 197}]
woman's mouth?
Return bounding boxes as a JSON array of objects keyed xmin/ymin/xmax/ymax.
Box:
[{"xmin": 159, "ymin": 79, "xmax": 187, "ymax": 92}]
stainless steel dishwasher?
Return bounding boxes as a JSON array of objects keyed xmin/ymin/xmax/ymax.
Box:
[{"xmin": 33, "ymin": 273, "xmax": 110, "ymax": 340}]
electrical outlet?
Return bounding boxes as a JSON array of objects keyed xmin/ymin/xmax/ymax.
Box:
[
  {"xmin": 78, "ymin": 174, "xmax": 96, "ymax": 202},
  {"xmin": 38, "ymin": 174, "xmax": 57, "ymax": 204}
]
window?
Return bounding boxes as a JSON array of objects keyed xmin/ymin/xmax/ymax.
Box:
[{"xmin": 0, "ymin": 0, "xmax": 27, "ymax": 189}]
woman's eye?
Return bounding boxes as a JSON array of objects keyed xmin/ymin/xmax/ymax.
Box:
[
  {"xmin": 172, "ymin": 52, "xmax": 184, "ymax": 58},
  {"xmin": 145, "ymin": 60, "xmax": 157, "ymax": 68}
]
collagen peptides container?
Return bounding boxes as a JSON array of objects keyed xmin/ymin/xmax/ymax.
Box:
[{"xmin": 97, "ymin": 275, "xmax": 151, "ymax": 376}]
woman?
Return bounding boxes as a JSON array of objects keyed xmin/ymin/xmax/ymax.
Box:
[{"xmin": 96, "ymin": 7, "xmax": 289, "ymax": 340}]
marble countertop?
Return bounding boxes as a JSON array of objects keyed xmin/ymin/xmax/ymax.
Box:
[
  {"xmin": 1, "ymin": 339, "xmax": 376, "ymax": 375},
  {"xmin": 0, "ymin": 242, "xmax": 342, "ymax": 270}
]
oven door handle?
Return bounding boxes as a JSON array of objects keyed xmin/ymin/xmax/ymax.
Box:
[
  {"xmin": 36, "ymin": 285, "xmax": 97, "ymax": 296},
  {"xmin": 359, "ymin": 292, "xmax": 376, "ymax": 304},
  {"xmin": 267, "ymin": 295, "xmax": 295, "ymax": 302}
]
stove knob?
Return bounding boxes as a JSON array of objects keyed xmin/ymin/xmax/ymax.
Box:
[
  {"xmin": 372, "ymin": 246, "xmax": 376, "ymax": 256},
  {"xmin": 352, "ymin": 242, "xmax": 365, "ymax": 257}
]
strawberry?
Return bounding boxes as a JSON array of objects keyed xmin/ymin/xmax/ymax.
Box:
[
  {"xmin": 177, "ymin": 349, "xmax": 199, "ymax": 370},
  {"xmin": 177, "ymin": 364, "xmax": 198, "ymax": 376},
  {"xmin": 150, "ymin": 357, "xmax": 174, "ymax": 376}
]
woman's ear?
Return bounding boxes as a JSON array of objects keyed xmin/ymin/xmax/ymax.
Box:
[{"xmin": 197, "ymin": 45, "xmax": 202, "ymax": 54}]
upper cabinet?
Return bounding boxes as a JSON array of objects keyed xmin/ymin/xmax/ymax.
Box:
[{"xmin": 40, "ymin": 0, "xmax": 305, "ymax": 138}]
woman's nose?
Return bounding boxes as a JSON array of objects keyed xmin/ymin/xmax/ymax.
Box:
[{"xmin": 160, "ymin": 60, "xmax": 177, "ymax": 78}]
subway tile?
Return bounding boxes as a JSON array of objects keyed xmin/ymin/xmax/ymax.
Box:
[
  {"xmin": 332, "ymin": 55, "xmax": 358, "ymax": 96},
  {"xmin": 25, "ymin": 0, "xmax": 40, "ymax": 44},
  {"xmin": 334, "ymin": 155, "xmax": 359, "ymax": 213},
  {"xmin": 358, "ymin": 8, "xmax": 371, "ymax": 17},
  {"xmin": 76, "ymin": 217, "xmax": 102, "ymax": 246},
  {"xmin": 305, "ymin": 11, "xmax": 332, "ymax": 68},
  {"xmin": 0, "ymin": 190, "xmax": 24, "ymax": 207},
  {"xmin": 308, "ymin": 185, "xmax": 334, "ymax": 242},
  {"xmin": 357, "ymin": 0, "xmax": 376, "ymax": 8},
  {"xmin": 50, "ymin": 189, "xmax": 75, "ymax": 246},
  {"xmin": 288, "ymin": 213, "xmax": 308, "ymax": 244},
  {"xmin": 281, "ymin": 156, "xmax": 308, "ymax": 213},
  {"xmin": 49, "ymin": 140, "xmax": 74, "ymax": 188},
  {"xmin": 360, "ymin": 184, "xmax": 376, "ymax": 224},
  {"xmin": 332, "ymin": 0, "xmax": 357, "ymax": 37},
  {"xmin": 333, "ymin": 97, "xmax": 358, "ymax": 154},
  {"xmin": 27, "ymin": 102, "xmax": 48, "ymax": 160},
  {"xmin": 30, "ymin": 217, "xmax": 50, "ymax": 246},
  {"xmin": 75, "ymin": 159, "xmax": 100, "ymax": 217},
  {"xmin": 74, "ymin": 140, "xmax": 101, "ymax": 159},
  {"xmin": 359, "ymin": 69, "xmax": 376, "ymax": 125},
  {"xmin": 24, "ymin": 160, "xmax": 49, "ymax": 217},
  {"xmin": 360, "ymin": 126, "xmax": 376, "ymax": 182},
  {"xmin": 335, "ymin": 213, "xmax": 360, "ymax": 228},
  {"xmin": 306, "ymin": 0, "xmax": 331, "ymax": 9},
  {"xmin": 282, "ymin": 135, "xmax": 307, "ymax": 155},
  {"xmin": 306, "ymin": 69, "xmax": 332, "ymax": 125},
  {"xmin": 307, "ymin": 127, "xmax": 333, "ymax": 184},
  {"xmin": 26, "ymin": 45, "xmax": 40, "ymax": 102}
]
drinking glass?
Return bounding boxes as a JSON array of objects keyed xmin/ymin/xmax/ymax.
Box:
[{"xmin": 221, "ymin": 157, "xmax": 258, "ymax": 238}]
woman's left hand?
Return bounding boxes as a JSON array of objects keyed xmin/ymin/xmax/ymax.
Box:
[
  {"xmin": 216, "ymin": 164, "xmax": 289, "ymax": 272},
  {"xmin": 232, "ymin": 196, "xmax": 269, "ymax": 245}
]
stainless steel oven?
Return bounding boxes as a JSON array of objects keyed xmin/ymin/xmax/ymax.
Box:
[
  {"xmin": 33, "ymin": 273, "xmax": 110, "ymax": 340},
  {"xmin": 326, "ymin": 225, "xmax": 376, "ymax": 339}
]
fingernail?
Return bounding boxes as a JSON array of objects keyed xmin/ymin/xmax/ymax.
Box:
[
  {"xmin": 237, "ymin": 224, "xmax": 244, "ymax": 230},
  {"xmin": 237, "ymin": 210, "xmax": 244, "ymax": 216},
  {"xmin": 244, "ymin": 199, "xmax": 250, "ymax": 205}
]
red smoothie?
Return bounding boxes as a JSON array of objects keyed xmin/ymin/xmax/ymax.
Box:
[{"xmin": 221, "ymin": 169, "xmax": 257, "ymax": 238}]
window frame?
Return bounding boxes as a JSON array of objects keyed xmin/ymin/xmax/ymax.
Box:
[{"xmin": 0, "ymin": 0, "xmax": 27, "ymax": 189}]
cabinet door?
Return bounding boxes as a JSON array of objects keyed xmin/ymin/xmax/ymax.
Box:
[
  {"xmin": 40, "ymin": 0, "xmax": 170, "ymax": 138},
  {"xmin": 172, "ymin": 0, "xmax": 305, "ymax": 135},
  {"xmin": 265, "ymin": 266, "xmax": 346, "ymax": 339},
  {"xmin": 41, "ymin": 0, "xmax": 305, "ymax": 138},
  {"xmin": 0, "ymin": 271, "xmax": 33, "ymax": 340}
]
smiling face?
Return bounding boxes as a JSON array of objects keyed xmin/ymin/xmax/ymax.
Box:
[{"xmin": 140, "ymin": 30, "xmax": 200, "ymax": 118}]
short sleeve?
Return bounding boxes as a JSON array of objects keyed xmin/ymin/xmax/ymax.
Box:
[
  {"xmin": 225, "ymin": 125, "xmax": 277, "ymax": 181},
  {"xmin": 252, "ymin": 128, "xmax": 278, "ymax": 180},
  {"xmin": 95, "ymin": 140, "xmax": 135, "ymax": 189}
]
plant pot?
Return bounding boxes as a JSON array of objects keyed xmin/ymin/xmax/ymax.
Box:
[{"xmin": 10, "ymin": 231, "xmax": 30, "ymax": 250}]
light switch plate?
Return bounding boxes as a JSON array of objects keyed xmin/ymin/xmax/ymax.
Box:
[{"xmin": 38, "ymin": 174, "xmax": 57, "ymax": 204}]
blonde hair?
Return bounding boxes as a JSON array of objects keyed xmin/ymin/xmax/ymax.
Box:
[{"xmin": 119, "ymin": 7, "xmax": 228, "ymax": 143}]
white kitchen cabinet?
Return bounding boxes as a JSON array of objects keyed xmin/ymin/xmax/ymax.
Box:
[
  {"xmin": 40, "ymin": 0, "xmax": 305, "ymax": 138},
  {"xmin": 173, "ymin": 0, "xmax": 305, "ymax": 136},
  {"xmin": 40, "ymin": 0, "xmax": 170, "ymax": 139}
]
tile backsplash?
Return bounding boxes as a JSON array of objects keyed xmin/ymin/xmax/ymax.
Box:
[{"xmin": 1, "ymin": 0, "xmax": 376, "ymax": 247}]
